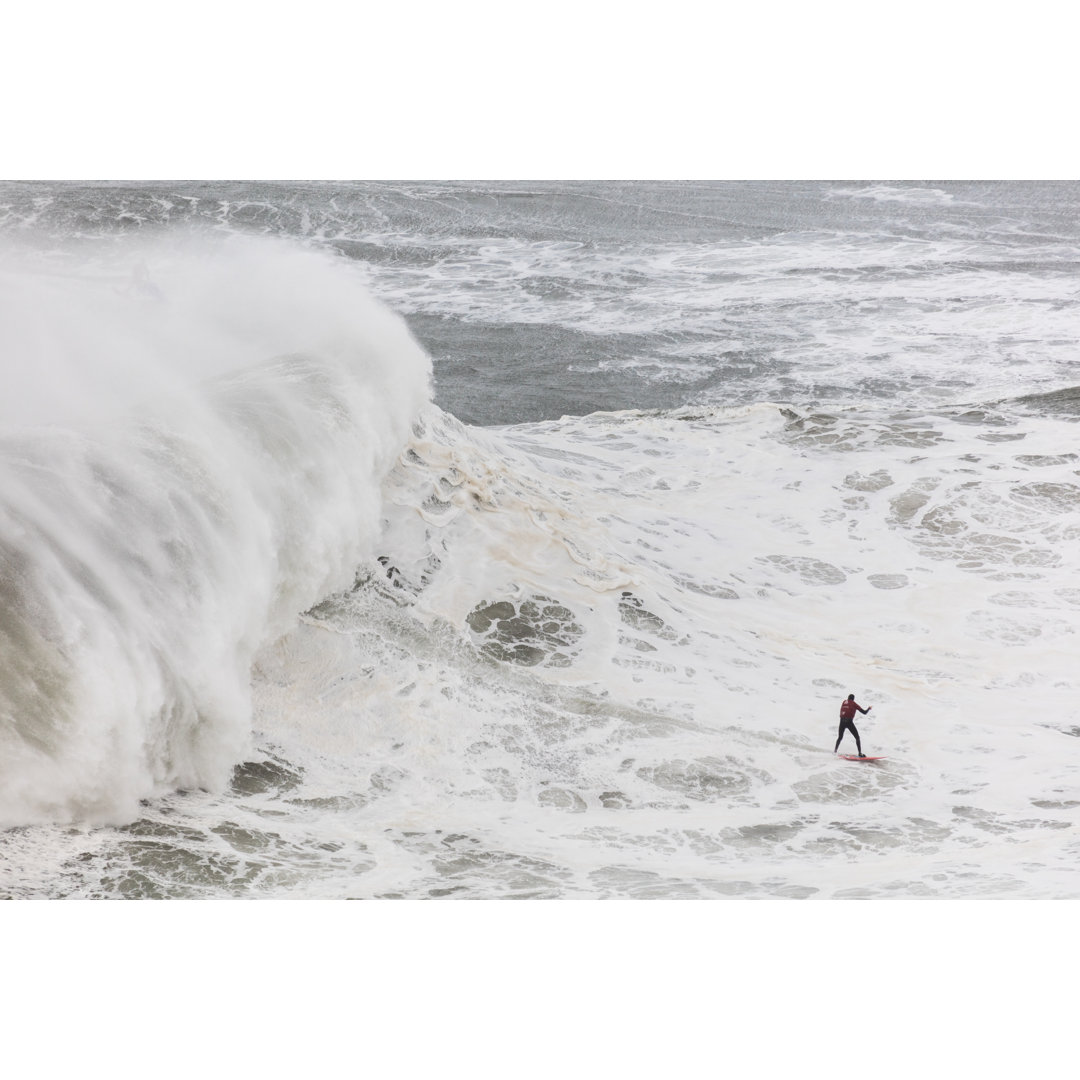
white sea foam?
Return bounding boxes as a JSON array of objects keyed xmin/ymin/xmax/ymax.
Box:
[
  {"xmin": 219, "ymin": 398, "xmax": 1080, "ymax": 898},
  {"xmin": 5, "ymin": 392, "xmax": 1080, "ymax": 896}
]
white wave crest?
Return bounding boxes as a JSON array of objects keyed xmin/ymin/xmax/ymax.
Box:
[{"xmin": 827, "ymin": 184, "xmax": 956, "ymax": 205}]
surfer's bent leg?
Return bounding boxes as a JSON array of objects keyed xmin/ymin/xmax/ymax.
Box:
[
  {"xmin": 835, "ymin": 720, "xmax": 846, "ymax": 753},
  {"xmin": 851, "ymin": 723, "xmax": 862, "ymax": 755}
]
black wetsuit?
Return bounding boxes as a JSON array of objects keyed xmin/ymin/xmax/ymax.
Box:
[{"xmin": 834, "ymin": 700, "xmax": 869, "ymax": 755}]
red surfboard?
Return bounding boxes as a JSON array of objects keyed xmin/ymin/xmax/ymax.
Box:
[{"xmin": 839, "ymin": 754, "xmax": 886, "ymax": 762}]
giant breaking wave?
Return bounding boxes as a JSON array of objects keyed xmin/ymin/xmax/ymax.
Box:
[{"xmin": 0, "ymin": 233, "xmax": 432, "ymax": 824}]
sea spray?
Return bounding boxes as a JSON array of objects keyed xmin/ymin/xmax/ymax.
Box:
[{"xmin": 0, "ymin": 233, "xmax": 431, "ymax": 824}]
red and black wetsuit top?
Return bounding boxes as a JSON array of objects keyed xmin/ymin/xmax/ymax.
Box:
[{"xmin": 839, "ymin": 698, "xmax": 860, "ymax": 721}]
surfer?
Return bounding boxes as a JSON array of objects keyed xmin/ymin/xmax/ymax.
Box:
[{"xmin": 834, "ymin": 694, "xmax": 871, "ymax": 756}]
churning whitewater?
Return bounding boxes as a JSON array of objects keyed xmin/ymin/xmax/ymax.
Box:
[{"xmin": 1, "ymin": 181, "xmax": 1079, "ymax": 898}]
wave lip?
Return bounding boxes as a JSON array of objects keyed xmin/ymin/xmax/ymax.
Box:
[{"xmin": 0, "ymin": 234, "xmax": 432, "ymax": 825}]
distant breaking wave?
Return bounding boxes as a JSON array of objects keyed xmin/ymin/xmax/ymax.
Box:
[
  {"xmin": 0, "ymin": 233, "xmax": 431, "ymax": 824},
  {"xmin": 827, "ymin": 184, "xmax": 956, "ymax": 205}
]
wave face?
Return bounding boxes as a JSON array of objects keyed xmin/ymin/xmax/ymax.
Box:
[{"xmin": 0, "ymin": 232, "xmax": 431, "ymax": 823}]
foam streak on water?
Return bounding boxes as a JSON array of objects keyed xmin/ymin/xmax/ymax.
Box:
[{"xmin": 1, "ymin": 182, "xmax": 1079, "ymax": 898}]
